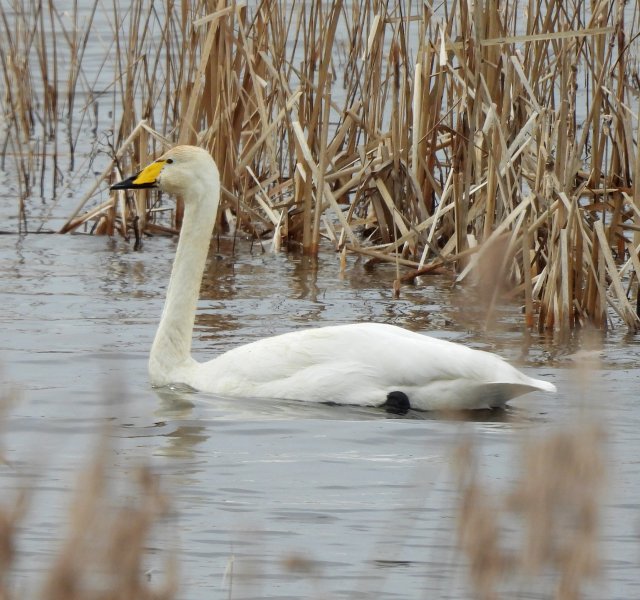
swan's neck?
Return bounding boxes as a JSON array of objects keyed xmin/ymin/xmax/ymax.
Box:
[{"xmin": 149, "ymin": 183, "xmax": 218, "ymax": 384}]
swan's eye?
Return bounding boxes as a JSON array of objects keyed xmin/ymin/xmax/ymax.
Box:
[{"xmin": 166, "ymin": 158, "xmax": 174, "ymax": 164}]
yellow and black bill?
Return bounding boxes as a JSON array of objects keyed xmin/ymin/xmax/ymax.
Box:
[{"xmin": 110, "ymin": 159, "xmax": 166, "ymax": 190}]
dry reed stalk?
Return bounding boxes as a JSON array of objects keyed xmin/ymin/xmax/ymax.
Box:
[
  {"xmin": 59, "ymin": 119, "xmax": 152, "ymax": 233},
  {"xmin": 0, "ymin": 385, "xmax": 177, "ymax": 599},
  {"xmin": 455, "ymin": 419, "xmax": 605, "ymax": 600},
  {"xmin": 40, "ymin": 449, "xmax": 177, "ymax": 600}
]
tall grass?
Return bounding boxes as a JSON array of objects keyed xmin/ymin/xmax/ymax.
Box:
[{"xmin": 1, "ymin": 0, "xmax": 639, "ymax": 331}]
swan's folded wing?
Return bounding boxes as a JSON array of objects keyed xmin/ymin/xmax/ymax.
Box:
[{"xmin": 190, "ymin": 323, "xmax": 554, "ymax": 408}]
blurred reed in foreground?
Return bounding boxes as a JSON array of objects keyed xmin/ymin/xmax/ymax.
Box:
[
  {"xmin": 455, "ymin": 421, "xmax": 605, "ymax": 600},
  {"xmin": 0, "ymin": 410, "xmax": 177, "ymax": 599},
  {"xmin": 1, "ymin": 0, "xmax": 639, "ymax": 331},
  {"xmin": 0, "ymin": 365, "xmax": 606, "ymax": 599}
]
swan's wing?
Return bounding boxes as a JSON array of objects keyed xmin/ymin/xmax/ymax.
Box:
[{"xmin": 192, "ymin": 323, "xmax": 554, "ymax": 409}]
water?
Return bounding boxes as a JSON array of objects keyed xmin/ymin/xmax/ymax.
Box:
[{"xmin": 1, "ymin": 232, "xmax": 640, "ymax": 598}]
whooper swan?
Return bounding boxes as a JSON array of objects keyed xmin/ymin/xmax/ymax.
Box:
[{"xmin": 111, "ymin": 145, "xmax": 556, "ymax": 411}]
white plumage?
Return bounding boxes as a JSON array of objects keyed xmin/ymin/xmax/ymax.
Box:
[{"xmin": 111, "ymin": 145, "xmax": 556, "ymax": 411}]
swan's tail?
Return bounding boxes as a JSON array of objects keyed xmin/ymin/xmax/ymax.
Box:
[
  {"xmin": 529, "ymin": 379, "xmax": 557, "ymax": 393},
  {"xmin": 482, "ymin": 378, "xmax": 556, "ymax": 408}
]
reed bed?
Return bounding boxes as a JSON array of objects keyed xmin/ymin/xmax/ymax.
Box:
[{"xmin": 1, "ymin": 0, "xmax": 639, "ymax": 331}]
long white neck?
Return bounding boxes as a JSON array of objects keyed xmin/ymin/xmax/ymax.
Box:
[{"xmin": 149, "ymin": 174, "xmax": 220, "ymax": 385}]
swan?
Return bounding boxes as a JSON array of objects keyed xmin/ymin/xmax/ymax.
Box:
[{"xmin": 111, "ymin": 145, "xmax": 556, "ymax": 411}]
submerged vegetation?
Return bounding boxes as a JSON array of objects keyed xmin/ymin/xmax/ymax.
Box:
[{"xmin": 1, "ymin": 0, "xmax": 639, "ymax": 331}]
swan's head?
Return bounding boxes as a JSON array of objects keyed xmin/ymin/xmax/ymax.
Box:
[{"xmin": 111, "ymin": 145, "xmax": 220, "ymax": 200}]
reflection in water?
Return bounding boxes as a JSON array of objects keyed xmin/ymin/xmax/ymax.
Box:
[
  {"xmin": 155, "ymin": 386, "xmax": 198, "ymax": 415},
  {"xmin": 159, "ymin": 424, "xmax": 209, "ymax": 460},
  {"xmin": 151, "ymin": 383, "xmax": 530, "ymax": 426},
  {"xmin": 290, "ymin": 255, "xmax": 321, "ymax": 301},
  {"xmin": 100, "ymin": 241, "xmax": 154, "ymax": 299}
]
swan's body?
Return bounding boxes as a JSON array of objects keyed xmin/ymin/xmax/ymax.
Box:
[{"xmin": 112, "ymin": 145, "xmax": 556, "ymax": 411}]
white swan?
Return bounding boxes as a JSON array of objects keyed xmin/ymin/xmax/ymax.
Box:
[{"xmin": 111, "ymin": 145, "xmax": 556, "ymax": 411}]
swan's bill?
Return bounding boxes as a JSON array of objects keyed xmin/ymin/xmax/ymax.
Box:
[{"xmin": 111, "ymin": 159, "xmax": 167, "ymax": 190}]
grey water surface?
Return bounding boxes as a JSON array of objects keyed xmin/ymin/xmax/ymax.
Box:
[{"xmin": 1, "ymin": 233, "xmax": 639, "ymax": 599}]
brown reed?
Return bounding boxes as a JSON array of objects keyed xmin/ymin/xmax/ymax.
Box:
[
  {"xmin": 1, "ymin": 0, "xmax": 638, "ymax": 331},
  {"xmin": 455, "ymin": 420, "xmax": 605, "ymax": 600},
  {"xmin": 0, "ymin": 421, "xmax": 177, "ymax": 600}
]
